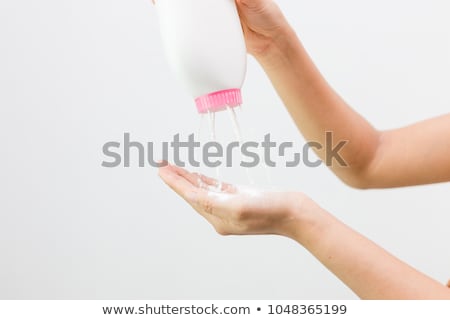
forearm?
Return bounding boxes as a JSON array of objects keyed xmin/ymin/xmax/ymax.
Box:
[
  {"xmin": 255, "ymin": 27, "xmax": 380, "ymax": 188},
  {"xmin": 285, "ymin": 196, "xmax": 450, "ymax": 299}
]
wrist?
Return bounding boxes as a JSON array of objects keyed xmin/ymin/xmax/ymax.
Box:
[{"xmin": 280, "ymin": 193, "xmax": 330, "ymax": 245}]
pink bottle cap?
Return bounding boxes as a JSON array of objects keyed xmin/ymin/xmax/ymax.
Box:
[{"xmin": 195, "ymin": 88, "xmax": 242, "ymax": 114}]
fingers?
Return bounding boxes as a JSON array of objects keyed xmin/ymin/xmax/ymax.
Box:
[
  {"xmin": 166, "ymin": 165, "xmax": 220, "ymax": 191},
  {"xmin": 159, "ymin": 164, "xmax": 237, "ymax": 210},
  {"xmin": 197, "ymin": 174, "xmax": 236, "ymax": 193},
  {"xmin": 158, "ymin": 164, "xmax": 199, "ymax": 202},
  {"xmin": 158, "ymin": 164, "xmax": 227, "ymax": 212},
  {"xmin": 159, "ymin": 164, "xmax": 244, "ymax": 235},
  {"xmin": 169, "ymin": 165, "xmax": 236, "ymax": 193},
  {"xmin": 168, "ymin": 165, "xmax": 202, "ymax": 187}
]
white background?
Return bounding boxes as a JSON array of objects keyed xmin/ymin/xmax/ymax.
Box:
[{"xmin": 0, "ymin": 0, "xmax": 449, "ymax": 299}]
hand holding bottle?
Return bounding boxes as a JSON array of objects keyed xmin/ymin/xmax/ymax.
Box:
[{"xmin": 235, "ymin": 0, "xmax": 291, "ymax": 59}]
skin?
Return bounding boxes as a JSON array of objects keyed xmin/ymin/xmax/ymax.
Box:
[
  {"xmin": 234, "ymin": 0, "xmax": 450, "ymax": 189},
  {"xmin": 154, "ymin": 0, "xmax": 450, "ymax": 299},
  {"xmin": 159, "ymin": 164, "xmax": 450, "ymax": 299}
]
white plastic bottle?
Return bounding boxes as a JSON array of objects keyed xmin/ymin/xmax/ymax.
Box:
[{"xmin": 156, "ymin": 0, "xmax": 247, "ymax": 113}]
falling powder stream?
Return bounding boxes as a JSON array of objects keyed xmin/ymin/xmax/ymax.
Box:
[
  {"xmin": 198, "ymin": 106, "xmax": 262, "ymax": 189},
  {"xmin": 206, "ymin": 110, "xmax": 223, "ymax": 191},
  {"xmin": 226, "ymin": 106, "xmax": 254, "ymax": 185},
  {"xmin": 230, "ymin": 105, "xmax": 272, "ymax": 186}
]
